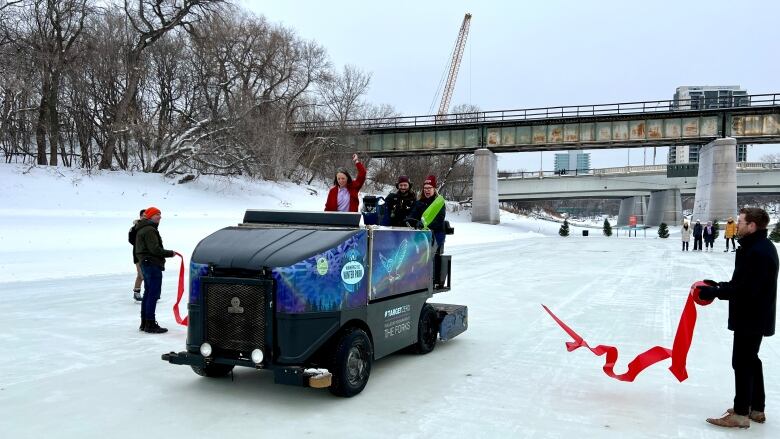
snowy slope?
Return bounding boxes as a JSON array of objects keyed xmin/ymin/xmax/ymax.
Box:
[{"xmin": 2, "ymin": 163, "xmax": 779, "ymax": 439}]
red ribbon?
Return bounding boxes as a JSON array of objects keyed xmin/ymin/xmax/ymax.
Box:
[
  {"xmin": 543, "ymin": 281, "xmax": 711, "ymax": 382},
  {"xmin": 173, "ymin": 252, "xmax": 188, "ymax": 326}
]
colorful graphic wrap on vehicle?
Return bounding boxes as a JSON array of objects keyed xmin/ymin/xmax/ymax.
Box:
[
  {"xmin": 189, "ymin": 262, "xmax": 210, "ymax": 302},
  {"xmin": 371, "ymin": 229, "xmax": 431, "ymax": 300},
  {"xmin": 273, "ymin": 230, "xmax": 368, "ymax": 313}
]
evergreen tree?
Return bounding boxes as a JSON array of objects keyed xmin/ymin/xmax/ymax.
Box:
[
  {"xmin": 770, "ymin": 221, "xmax": 780, "ymax": 243},
  {"xmin": 603, "ymin": 218, "xmax": 612, "ymax": 237},
  {"xmin": 658, "ymin": 222, "xmax": 670, "ymax": 238},
  {"xmin": 559, "ymin": 219, "xmax": 570, "ymax": 237},
  {"xmin": 712, "ymin": 218, "xmax": 720, "ymax": 239}
]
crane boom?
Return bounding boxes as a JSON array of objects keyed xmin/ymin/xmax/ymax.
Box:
[{"xmin": 437, "ymin": 13, "xmax": 472, "ymax": 118}]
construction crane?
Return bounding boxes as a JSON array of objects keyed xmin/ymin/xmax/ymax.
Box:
[{"xmin": 434, "ymin": 13, "xmax": 472, "ymax": 121}]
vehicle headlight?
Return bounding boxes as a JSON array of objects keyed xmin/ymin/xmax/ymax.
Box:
[
  {"xmin": 251, "ymin": 348, "xmax": 264, "ymax": 364},
  {"xmin": 200, "ymin": 342, "xmax": 212, "ymax": 357}
]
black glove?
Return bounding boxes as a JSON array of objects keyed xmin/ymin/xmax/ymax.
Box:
[
  {"xmin": 702, "ymin": 279, "xmax": 718, "ymax": 286},
  {"xmin": 697, "ymin": 285, "xmax": 720, "ymax": 301}
]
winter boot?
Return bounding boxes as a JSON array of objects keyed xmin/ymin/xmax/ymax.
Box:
[
  {"xmin": 707, "ymin": 411, "xmax": 750, "ymax": 428},
  {"xmin": 727, "ymin": 408, "xmax": 766, "ymax": 423},
  {"xmin": 144, "ymin": 320, "xmax": 168, "ymax": 334},
  {"xmin": 133, "ymin": 288, "xmax": 142, "ymax": 302},
  {"xmin": 139, "ymin": 319, "xmax": 147, "ymax": 331}
]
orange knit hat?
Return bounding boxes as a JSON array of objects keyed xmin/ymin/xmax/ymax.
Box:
[{"xmin": 144, "ymin": 207, "xmax": 161, "ymax": 219}]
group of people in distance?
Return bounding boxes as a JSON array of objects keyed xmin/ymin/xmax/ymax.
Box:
[
  {"xmin": 680, "ymin": 217, "xmax": 738, "ymax": 252},
  {"xmin": 324, "ymin": 153, "xmax": 447, "ymax": 255}
]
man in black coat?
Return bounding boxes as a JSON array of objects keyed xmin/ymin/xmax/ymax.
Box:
[
  {"xmin": 385, "ymin": 175, "xmax": 417, "ymax": 227},
  {"xmin": 698, "ymin": 207, "xmax": 779, "ymax": 428},
  {"xmin": 693, "ymin": 219, "xmax": 704, "ymax": 251}
]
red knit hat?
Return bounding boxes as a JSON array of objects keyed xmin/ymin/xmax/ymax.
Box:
[
  {"xmin": 396, "ymin": 175, "xmax": 410, "ymax": 188},
  {"xmin": 144, "ymin": 207, "xmax": 161, "ymax": 219},
  {"xmin": 423, "ymin": 175, "xmax": 437, "ymax": 187}
]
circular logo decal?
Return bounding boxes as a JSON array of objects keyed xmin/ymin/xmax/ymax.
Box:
[
  {"xmin": 316, "ymin": 257, "xmax": 329, "ymax": 275},
  {"xmin": 341, "ymin": 261, "xmax": 365, "ymax": 285}
]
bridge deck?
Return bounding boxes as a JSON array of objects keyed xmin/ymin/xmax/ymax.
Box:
[{"xmin": 294, "ymin": 94, "xmax": 780, "ymax": 157}]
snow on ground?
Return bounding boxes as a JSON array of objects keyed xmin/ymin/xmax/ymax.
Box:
[{"xmin": 1, "ymin": 163, "xmax": 779, "ymax": 438}]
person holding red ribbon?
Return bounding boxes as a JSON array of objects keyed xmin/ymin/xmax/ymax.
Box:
[
  {"xmin": 133, "ymin": 206, "xmax": 177, "ymax": 334},
  {"xmin": 697, "ymin": 207, "xmax": 778, "ymax": 429}
]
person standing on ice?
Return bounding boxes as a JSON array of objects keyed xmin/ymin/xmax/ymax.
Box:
[
  {"xmin": 134, "ymin": 207, "xmax": 176, "ymax": 334},
  {"xmin": 128, "ymin": 209, "xmax": 146, "ymax": 302},
  {"xmin": 324, "ymin": 153, "xmax": 366, "ymax": 212},
  {"xmin": 681, "ymin": 222, "xmax": 691, "ymax": 251},
  {"xmin": 693, "ymin": 219, "xmax": 704, "ymax": 251},
  {"xmin": 724, "ymin": 217, "xmax": 737, "ymax": 252},
  {"xmin": 703, "ymin": 220, "xmax": 716, "ymax": 251},
  {"xmin": 696, "ymin": 207, "xmax": 779, "ymax": 429}
]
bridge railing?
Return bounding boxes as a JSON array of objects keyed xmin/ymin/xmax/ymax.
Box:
[
  {"xmin": 498, "ymin": 162, "xmax": 780, "ymax": 179},
  {"xmin": 292, "ymin": 93, "xmax": 780, "ymax": 131}
]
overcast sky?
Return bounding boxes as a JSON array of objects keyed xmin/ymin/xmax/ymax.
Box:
[{"xmin": 241, "ymin": 0, "xmax": 780, "ymax": 171}]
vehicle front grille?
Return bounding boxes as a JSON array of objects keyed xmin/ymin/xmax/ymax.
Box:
[{"xmin": 204, "ymin": 279, "xmax": 269, "ymax": 353}]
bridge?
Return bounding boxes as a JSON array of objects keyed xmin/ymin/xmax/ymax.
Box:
[
  {"xmin": 295, "ymin": 93, "xmax": 780, "ymax": 156},
  {"xmin": 498, "ymin": 162, "xmax": 780, "ymax": 226},
  {"xmin": 498, "ymin": 162, "xmax": 780, "ymax": 200},
  {"xmin": 296, "ymin": 93, "xmax": 780, "ymax": 225}
]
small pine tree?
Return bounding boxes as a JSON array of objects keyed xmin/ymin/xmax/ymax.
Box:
[
  {"xmin": 658, "ymin": 222, "xmax": 670, "ymax": 238},
  {"xmin": 559, "ymin": 219, "xmax": 570, "ymax": 237},
  {"xmin": 712, "ymin": 218, "xmax": 720, "ymax": 239},
  {"xmin": 770, "ymin": 221, "xmax": 780, "ymax": 243},
  {"xmin": 603, "ymin": 219, "xmax": 612, "ymax": 237}
]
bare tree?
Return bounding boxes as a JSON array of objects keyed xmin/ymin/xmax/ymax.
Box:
[
  {"xmin": 97, "ymin": 0, "xmax": 223, "ymax": 169},
  {"xmin": 317, "ymin": 64, "xmax": 371, "ymax": 124},
  {"xmin": 26, "ymin": 0, "xmax": 89, "ymax": 166},
  {"xmin": 760, "ymin": 153, "xmax": 780, "ymax": 163}
]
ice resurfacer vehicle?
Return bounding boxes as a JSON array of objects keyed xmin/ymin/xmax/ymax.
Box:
[{"xmin": 162, "ymin": 209, "xmax": 467, "ymax": 397}]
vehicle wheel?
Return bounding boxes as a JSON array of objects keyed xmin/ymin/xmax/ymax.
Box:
[
  {"xmin": 328, "ymin": 328, "xmax": 373, "ymax": 397},
  {"xmin": 191, "ymin": 363, "xmax": 234, "ymax": 378},
  {"xmin": 412, "ymin": 304, "xmax": 438, "ymax": 354}
]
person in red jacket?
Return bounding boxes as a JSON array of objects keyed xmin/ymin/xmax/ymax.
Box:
[{"xmin": 325, "ymin": 153, "xmax": 366, "ymax": 212}]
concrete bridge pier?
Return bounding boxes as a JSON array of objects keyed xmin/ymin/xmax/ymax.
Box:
[
  {"xmin": 617, "ymin": 196, "xmax": 647, "ymax": 226},
  {"xmin": 472, "ymin": 148, "xmax": 500, "ymax": 224},
  {"xmin": 645, "ymin": 189, "xmax": 682, "ymax": 226},
  {"xmin": 692, "ymin": 137, "xmax": 738, "ymax": 222}
]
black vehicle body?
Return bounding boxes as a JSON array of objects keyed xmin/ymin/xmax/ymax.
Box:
[{"xmin": 163, "ymin": 210, "xmax": 467, "ymax": 396}]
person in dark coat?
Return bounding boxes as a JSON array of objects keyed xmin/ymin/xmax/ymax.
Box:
[
  {"xmin": 134, "ymin": 206, "xmax": 176, "ymax": 334},
  {"xmin": 693, "ymin": 219, "xmax": 704, "ymax": 251},
  {"xmin": 384, "ymin": 175, "xmax": 417, "ymax": 227},
  {"xmin": 128, "ymin": 209, "xmax": 146, "ymax": 302},
  {"xmin": 325, "ymin": 154, "xmax": 366, "ymax": 212},
  {"xmin": 697, "ymin": 207, "xmax": 779, "ymax": 428},
  {"xmin": 703, "ymin": 220, "xmax": 716, "ymax": 251},
  {"xmin": 406, "ymin": 175, "xmax": 446, "ymax": 255}
]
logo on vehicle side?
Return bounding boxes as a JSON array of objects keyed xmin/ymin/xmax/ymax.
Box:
[
  {"xmin": 341, "ymin": 261, "xmax": 364, "ymax": 285},
  {"xmin": 316, "ymin": 257, "xmax": 329, "ymax": 275},
  {"xmin": 228, "ymin": 297, "xmax": 244, "ymax": 314}
]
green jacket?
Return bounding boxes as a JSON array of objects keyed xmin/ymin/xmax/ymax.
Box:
[{"xmin": 134, "ymin": 219, "xmax": 174, "ymax": 269}]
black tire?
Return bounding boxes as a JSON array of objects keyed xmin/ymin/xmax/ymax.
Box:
[
  {"xmin": 191, "ymin": 363, "xmax": 234, "ymax": 378},
  {"xmin": 412, "ymin": 304, "xmax": 438, "ymax": 354},
  {"xmin": 328, "ymin": 328, "xmax": 373, "ymax": 397}
]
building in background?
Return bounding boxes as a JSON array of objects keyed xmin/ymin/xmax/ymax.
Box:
[
  {"xmin": 554, "ymin": 150, "xmax": 590, "ymax": 174},
  {"xmin": 668, "ymin": 85, "xmax": 748, "ymax": 164}
]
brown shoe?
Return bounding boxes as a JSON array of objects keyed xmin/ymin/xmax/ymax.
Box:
[
  {"xmin": 706, "ymin": 411, "xmax": 750, "ymax": 428},
  {"xmin": 727, "ymin": 408, "xmax": 766, "ymax": 423}
]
